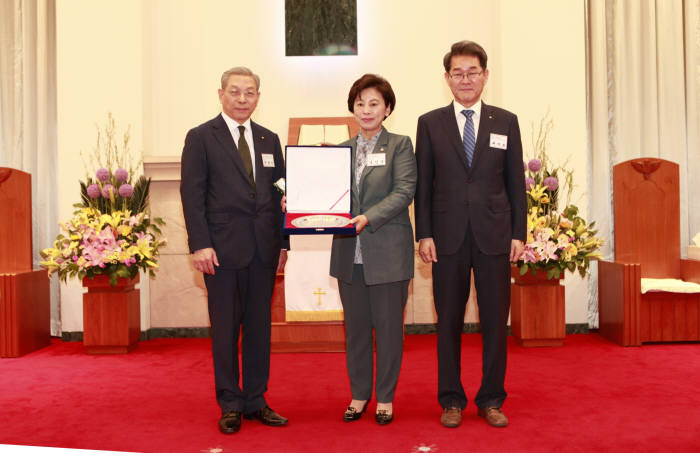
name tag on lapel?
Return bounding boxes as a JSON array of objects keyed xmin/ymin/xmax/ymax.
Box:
[
  {"xmin": 262, "ymin": 154, "xmax": 275, "ymax": 167},
  {"xmin": 490, "ymin": 133, "xmax": 508, "ymax": 150},
  {"xmin": 366, "ymin": 153, "xmax": 386, "ymax": 166}
]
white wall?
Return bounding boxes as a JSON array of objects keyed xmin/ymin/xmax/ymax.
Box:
[{"xmin": 56, "ymin": 0, "xmax": 589, "ymax": 331}]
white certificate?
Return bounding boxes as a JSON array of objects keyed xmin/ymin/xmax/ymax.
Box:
[{"xmin": 285, "ymin": 146, "xmax": 352, "ymax": 213}]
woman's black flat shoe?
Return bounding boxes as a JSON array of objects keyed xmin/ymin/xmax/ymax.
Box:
[
  {"xmin": 343, "ymin": 401, "xmax": 369, "ymax": 422},
  {"xmin": 375, "ymin": 409, "xmax": 393, "ymax": 425}
]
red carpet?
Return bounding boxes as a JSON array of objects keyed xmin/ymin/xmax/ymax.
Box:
[{"xmin": 1, "ymin": 334, "xmax": 699, "ymax": 452}]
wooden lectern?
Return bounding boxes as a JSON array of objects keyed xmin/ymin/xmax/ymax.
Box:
[
  {"xmin": 268, "ymin": 117, "xmax": 359, "ymax": 352},
  {"xmin": 0, "ymin": 168, "xmax": 50, "ymax": 357}
]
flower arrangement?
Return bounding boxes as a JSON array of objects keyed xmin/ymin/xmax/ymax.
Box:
[
  {"xmin": 515, "ymin": 116, "xmax": 603, "ymax": 279},
  {"xmin": 40, "ymin": 114, "xmax": 166, "ymax": 286}
]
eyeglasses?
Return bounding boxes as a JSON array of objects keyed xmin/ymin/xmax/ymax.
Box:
[{"xmin": 448, "ymin": 71, "xmax": 483, "ymax": 82}]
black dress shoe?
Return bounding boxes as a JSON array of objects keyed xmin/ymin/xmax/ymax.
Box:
[
  {"xmin": 244, "ymin": 406, "xmax": 288, "ymax": 426},
  {"xmin": 375, "ymin": 409, "xmax": 393, "ymax": 425},
  {"xmin": 343, "ymin": 400, "xmax": 369, "ymax": 422},
  {"xmin": 218, "ymin": 411, "xmax": 242, "ymax": 434}
]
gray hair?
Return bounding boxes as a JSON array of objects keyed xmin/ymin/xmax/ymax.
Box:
[{"xmin": 220, "ymin": 66, "xmax": 260, "ymax": 91}]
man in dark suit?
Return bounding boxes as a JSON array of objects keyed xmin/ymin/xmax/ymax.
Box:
[
  {"xmin": 415, "ymin": 41, "xmax": 526, "ymax": 428},
  {"xmin": 180, "ymin": 67, "xmax": 288, "ymax": 434}
]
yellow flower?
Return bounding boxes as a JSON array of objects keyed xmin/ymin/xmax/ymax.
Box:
[
  {"xmin": 540, "ymin": 195, "xmax": 550, "ymax": 204},
  {"xmin": 117, "ymin": 224, "xmax": 132, "ymax": 236},
  {"xmin": 136, "ymin": 238, "xmax": 153, "ymax": 259}
]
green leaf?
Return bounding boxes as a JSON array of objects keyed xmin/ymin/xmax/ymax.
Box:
[
  {"xmin": 115, "ymin": 265, "xmax": 130, "ymax": 279},
  {"xmin": 520, "ymin": 263, "xmax": 528, "ymax": 275}
]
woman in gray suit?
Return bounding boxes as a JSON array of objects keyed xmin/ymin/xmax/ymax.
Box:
[{"xmin": 330, "ymin": 74, "xmax": 417, "ymax": 425}]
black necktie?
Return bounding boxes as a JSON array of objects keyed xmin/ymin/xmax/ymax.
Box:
[{"xmin": 237, "ymin": 125, "xmax": 254, "ymax": 186}]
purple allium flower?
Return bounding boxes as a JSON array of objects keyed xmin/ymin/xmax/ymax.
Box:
[
  {"xmin": 528, "ymin": 159, "xmax": 542, "ymax": 172},
  {"xmin": 525, "ymin": 177, "xmax": 536, "ymax": 190},
  {"xmin": 87, "ymin": 183, "xmax": 101, "ymax": 199},
  {"xmin": 101, "ymin": 184, "xmax": 115, "ymax": 199},
  {"xmin": 543, "ymin": 176, "xmax": 559, "ymax": 191},
  {"xmin": 118, "ymin": 183, "xmax": 133, "ymax": 198},
  {"xmin": 96, "ymin": 168, "xmax": 111, "ymax": 182},
  {"xmin": 114, "ymin": 168, "xmax": 128, "ymax": 183}
]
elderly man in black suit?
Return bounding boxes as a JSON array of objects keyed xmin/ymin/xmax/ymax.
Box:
[
  {"xmin": 415, "ymin": 41, "xmax": 526, "ymax": 429},
  {"xmin": 180, "ymin": 66, "xmax": 288, "ymax": 434}
]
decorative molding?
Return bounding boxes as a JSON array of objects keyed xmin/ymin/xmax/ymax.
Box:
[
  {"xmin": 143, "ymin": 156, "xmax": 181, "ymax": 181},
  {"xmin": 630, "ymin": 159, "xmax": 661, "ymax": 180}
]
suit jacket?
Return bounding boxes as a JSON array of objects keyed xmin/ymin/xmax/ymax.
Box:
[
  {"xmin": 330, "ymin": 128, "xmax": 417, "ymax": 286},
  {"xmin": 180, "ymin": 114, "xmax": 285, "ymax": 269},
  {"xmin": 414, "ymin": 102, "xmax": 526, "ymax": 256}
]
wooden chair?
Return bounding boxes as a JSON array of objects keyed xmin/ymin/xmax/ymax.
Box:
[
  {"xmin": 598, "ymin": 158, "xmax": 700, "ymax": 346},
  {"xmin": 0, "ymin": 168, "xmax": 51, "ymax": 357}
]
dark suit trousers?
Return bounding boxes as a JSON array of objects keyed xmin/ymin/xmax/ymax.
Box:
[
  {"xmin": 338, "ymin": 264, "xmax": 409, "ymax": 403},
  {"xmin": 204, "ymin": 251, "xmax": 277, "ymax": 414},
  {"xmin": 433, "ymin": 225, "xmax": 510, "ymax": 410}
]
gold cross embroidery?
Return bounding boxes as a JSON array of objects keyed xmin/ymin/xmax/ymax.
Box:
[{"xmin": 312, "ymin": 287, "xmax": 327, "ymax": 306}]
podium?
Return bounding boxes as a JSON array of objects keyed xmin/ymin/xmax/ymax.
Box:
[
  {"xmin": 267, "ymin": 118, "xmax": 361, "ymax": 352},
  {"xmin": 0, "ymin": 168, "xmax": 50, "ymax": 357}
]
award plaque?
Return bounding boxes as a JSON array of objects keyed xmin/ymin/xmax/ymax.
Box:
[{"xmin": 283, "ymin": 145, "xmax": 355, "ymax": 235}]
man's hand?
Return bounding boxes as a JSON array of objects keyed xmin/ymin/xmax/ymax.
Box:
[
  {"xmin": 419, "ymin": 238, "xmax": 438, "ymax": 263},
  {"xmin": 510, "ymin": 239, "xmax": 524, "ymax": 262},
  {"xmin": 350, "ymin": 215, "xmax": 369, "ymax": 233},
  {"xmin": 277, "ymin": 249, "xmax": 288, "ymax": 274},
  {"xmin": 281, "ymin": 195, "xmax": 287, "ymax": 213},
  {"xmin": 193, "ymin": 247, "xmax": 219, "ymax": 275}
]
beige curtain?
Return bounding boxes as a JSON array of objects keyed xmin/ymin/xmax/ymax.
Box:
[
  {"xmin": 586, "ymin": 0, "xmax": 700, "ymax": 327},
  {"xmin": 0, "ymin": 0, "xmax": 59, "ymax": 334}
]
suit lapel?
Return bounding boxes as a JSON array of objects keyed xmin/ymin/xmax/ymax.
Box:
[
  {"xmin": 471, "ymin": 103, "xmax": 494, "ymax": 170},
  {"xmin": 212, "ymin": 115, "xmax": 253, "ymax": 185},
  {"xmin": 250, "ymin": 121, "xmax": 267, "ymax": 179},
  {"xmin": 441, "ymin": 103, "xmax": 470, "ymax": 173}
]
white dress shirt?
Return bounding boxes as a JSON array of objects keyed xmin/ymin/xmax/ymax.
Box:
[
  {"xmin": 453, "ymin": 99, "xmax": 482, "ymax": 142},
  {"xmin": 221, "ymin": 112, "xmax": 256, "ymax": 180}
]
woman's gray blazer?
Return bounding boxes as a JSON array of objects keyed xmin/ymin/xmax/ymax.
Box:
[{"xmin": 329, "ymin": 128, "xmax": 417, "ymax": 285}]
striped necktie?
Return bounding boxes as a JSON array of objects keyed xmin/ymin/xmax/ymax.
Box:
[{"xmin": 462, "ymin": 109, "xmax": 475, "ymax": 166}]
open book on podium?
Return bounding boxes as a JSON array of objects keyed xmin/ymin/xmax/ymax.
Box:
[{"xmin": 298, "ymin": 124, "xmax": 351, "ymax": 146}]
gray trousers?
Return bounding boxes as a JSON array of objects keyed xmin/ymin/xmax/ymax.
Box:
[{"xmin": 338, "ymin": 264, "xmax": 409, "ymax": 403}]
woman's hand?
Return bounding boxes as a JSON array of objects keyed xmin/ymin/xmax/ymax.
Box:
[
  {"xmin": 350, "ymin": 215, "xmax": 369, "ymax": 233},
  {"xmin": 281, "ymin": 195, "xmax": 287, "ymax": 213}
]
